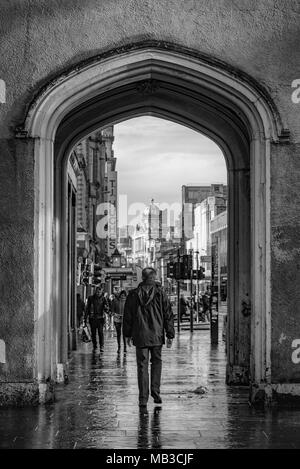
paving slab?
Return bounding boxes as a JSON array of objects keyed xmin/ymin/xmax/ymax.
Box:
[{"xmin": 1, "ymin": 327, "xmax": 300, "ymax": 449}]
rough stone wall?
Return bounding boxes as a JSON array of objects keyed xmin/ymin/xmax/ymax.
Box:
[
  {"xmin": 271, "ymin": 143, "xmax": 300, "ymax": 383},
  {"xmin": 0, "ymin": 138, "xmax": 35, "ymax": 382},
  {"xmin": 0, "ymin": 0, "xmax": 299, "ymax": 387},
  {"xmin": 0, "ymin": 1, "xmax": 299, "ymax": 139}
]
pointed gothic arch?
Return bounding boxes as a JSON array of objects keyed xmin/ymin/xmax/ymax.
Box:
[{"xmin": 22, "ymin": 43, "xmax": 286, "ymax": 403}]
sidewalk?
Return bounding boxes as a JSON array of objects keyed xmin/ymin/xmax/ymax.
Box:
[{"xmin": 1, "ymin": 327, "xmax": 300, "ymax": 449}]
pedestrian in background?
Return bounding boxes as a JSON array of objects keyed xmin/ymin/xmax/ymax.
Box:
[
  {"xmin": 123, "ymin": 267, "xmax": 175, "ymax": 411},
  {"xmin": 85, "ymin": 286, "xmax": 106, "ymax": 352},
  {"xmin": 111, "ymin": 290, "xmax": 127, "ymax": 355},
  {"xmin": 76, "ymin": 293, "xmax": 85, "ymax": 328},
  {"xmin": 103, "ymin": 292, "xmax": 111, "ymax": 331},
  {"xmin": 179, "ymin": 294, "xmax": 188, "ymax": 321},
  {"xmin": 108, "ymin": 293, "xmax": 115, "ymax": 331},
  {"xmin": 202, "ymin": 290, "xmax": 210, "ymax": 322}
]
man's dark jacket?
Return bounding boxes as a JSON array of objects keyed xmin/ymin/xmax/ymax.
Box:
[
  {"xmin": 123, "ymin": 281, "xmax": 175, "ymax": 347},
  {"xmin": 85, "ymin": 294, "xmax": 106, "ymax": 321}
]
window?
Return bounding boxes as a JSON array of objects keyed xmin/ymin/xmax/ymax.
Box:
[{"xmin": 188, "ymin": 190, "xmax": 200, "ymax": 200}]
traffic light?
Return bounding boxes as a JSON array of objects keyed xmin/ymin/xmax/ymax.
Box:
[
  {"xmin": 81, "ymin": 269, "xmax": 89, "ymax": 285},
  {"xmin": 174, "ymin": 261, "xmax": 182, "ymax": 280},
  {"xmin": 169, "ymin": 256, "xmax": 195, "ymax": 280},
  {"xmin": 192, "ymin": 266, "xmax": 205, "ymax": 279},
  {"xmin": 93, "ymin": 264, "xmax": 105, "ymax": 284},
  {"xmin": 167, "ymin": 262, "xmax": 174, "ymax": 279},
  {"xmin": 81, "ymin": 262, "xmax": 93, "ymax": 285},
  {"xmin": 182, "ymin": 254, "xmax": 192, "ymax": 279}
]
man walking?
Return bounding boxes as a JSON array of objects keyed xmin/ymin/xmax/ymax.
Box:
[
  {"xmin": 85, "ymin": 286, "xmax": 106, "ymax": 352},
  {"xmin": 111, "ymin": 290, "xmax": 128, "ymax": 355},
  {"xmin": 202, "ymin": 290, "xmax": 210, "ymax": 322},
  {"xmin": 76, "ymin": 293, "xmax": 85, "ymax": 328},
  {"xmin": 123, "ymin": 268, "xmax": 175, "ymax": 410}
]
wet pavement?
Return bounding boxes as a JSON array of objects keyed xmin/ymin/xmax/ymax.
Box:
[{"xmin": 1, "ymin": 317, "xmax": 300, "ymax": 449}]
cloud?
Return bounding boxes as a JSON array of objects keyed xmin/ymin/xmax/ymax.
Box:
[{"xmin": 114, "ymin": 116, "xmax": 227, "ymax": 207}]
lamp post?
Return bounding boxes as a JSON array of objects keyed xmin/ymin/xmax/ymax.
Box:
[
  {"xmin": 210, "ymin": 244, "xmax": 218, "ymax": 344},
  {"xmin": 111, "ymin": 248, "xmax": 121, "ymax": 294},
  {"xmin": 177, "ymin": 248, "xmax": 181, "ymax": 333},
  {"xmin": 189, "ymin": 248, "xmax": 194, "ymax": 333},
  {"xmin": 111, "ymin": 248, "xmax": 121, "ymax": 267},
  {"xmin": 195, "ymin": 250, "xmax": 199, "ymax": 323}
]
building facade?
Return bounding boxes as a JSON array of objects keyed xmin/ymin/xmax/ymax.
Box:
[
  {"xmin": 92, "ymin": 127, "xmax": 118, "ymax": 265},
  {"xmin": 67, "ymin": 127, "xmax": 118, "ymax": 303},
  {"xmin": 132, "ymin": 200, "xmax": 167, "ymax": 269},
  {"xmin": 1, "ymin": 3, "xmax": 300, "ymax": 404},
  {"xmin": 185, "ymin": 194, "xmax": 227, "ymax": 292},
  {"xmin": 182, "ymin": 184, "xmax": 227, "ymax": 241},
  {"xmin": 211, "ymin": 210, "xmax": 228, "ymax": 304}
]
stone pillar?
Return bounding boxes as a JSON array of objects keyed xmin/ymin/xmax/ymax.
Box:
[
  {"xmin": 54, "ymin": 154, "xmax": 69, "ymax": 383},
  {"xmin": 0, "ymin": 137, "xmax": 41, "ymax": 405},
  {"xmin": 226, "ymin": 166, "xmax": 251, "ymax": 385}
]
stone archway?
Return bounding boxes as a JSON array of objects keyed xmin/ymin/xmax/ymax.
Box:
[{"xmin": 23, "ymin": 44, "xmax": 285, "ymax": 403}]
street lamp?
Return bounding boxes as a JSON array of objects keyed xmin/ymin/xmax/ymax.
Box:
[
  {"xmin": 111, "ymin": 248, "xmax": 122, "ymax": 268},
  {"xmin": 189, "ymin": 248, "xmax": 194, "ymax": 332},
  {"xmin": 195, "ymin": 250, "xmax": 200, "ymax": 322}
]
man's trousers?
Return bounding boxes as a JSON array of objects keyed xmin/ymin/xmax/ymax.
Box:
[
  {"xmin": 89, "ymin": 318, "xmax": 105, "ymax": 349},
  {"xmin": 136, "ymin": 346, "xmax": 162, "ymax": 405},
  {"xmin": 114, "ymin": 322, "xmax": 127, "ymax": 351}
]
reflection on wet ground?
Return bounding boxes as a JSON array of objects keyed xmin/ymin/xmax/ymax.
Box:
[{"xmin": 1, "ymin": 326, "xmax": 300, "ymax": 448}]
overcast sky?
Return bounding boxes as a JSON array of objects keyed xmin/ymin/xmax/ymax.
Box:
[{"xmin": 114, "ymin": 116, "xmax": 227, "ymax": 223}]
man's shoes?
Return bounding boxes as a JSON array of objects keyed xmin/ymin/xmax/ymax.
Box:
[
  {"xmin": 151, "ymin": 393, "xmax": 162, "ymax": 404},
  {"xmin": 139, "ymin": 404, "xmax": 148, "ymax": 414},
  {"xmin": 117, "ymin": 348, "xmax": 121, "ymax": 354},
  {"xmin": 100, "ymin": 347, "xmax": 104, "ymax": 352}
]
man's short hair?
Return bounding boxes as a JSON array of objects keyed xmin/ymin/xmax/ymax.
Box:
[{"xmin": 142, "ymin": 267, "xmax": 157, "ymax": 281}]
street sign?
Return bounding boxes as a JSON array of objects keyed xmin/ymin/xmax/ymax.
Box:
[
  {"xmin": 106, "ymin": 274, "xmax": 127, "ymax": 280},
  {"xmin": 200, "ymin": 255, "xmax": 211, "ymax": 263},
  {"xmin": 103, "ymin": 267, "xmax": 133, "ymax": 275}
]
